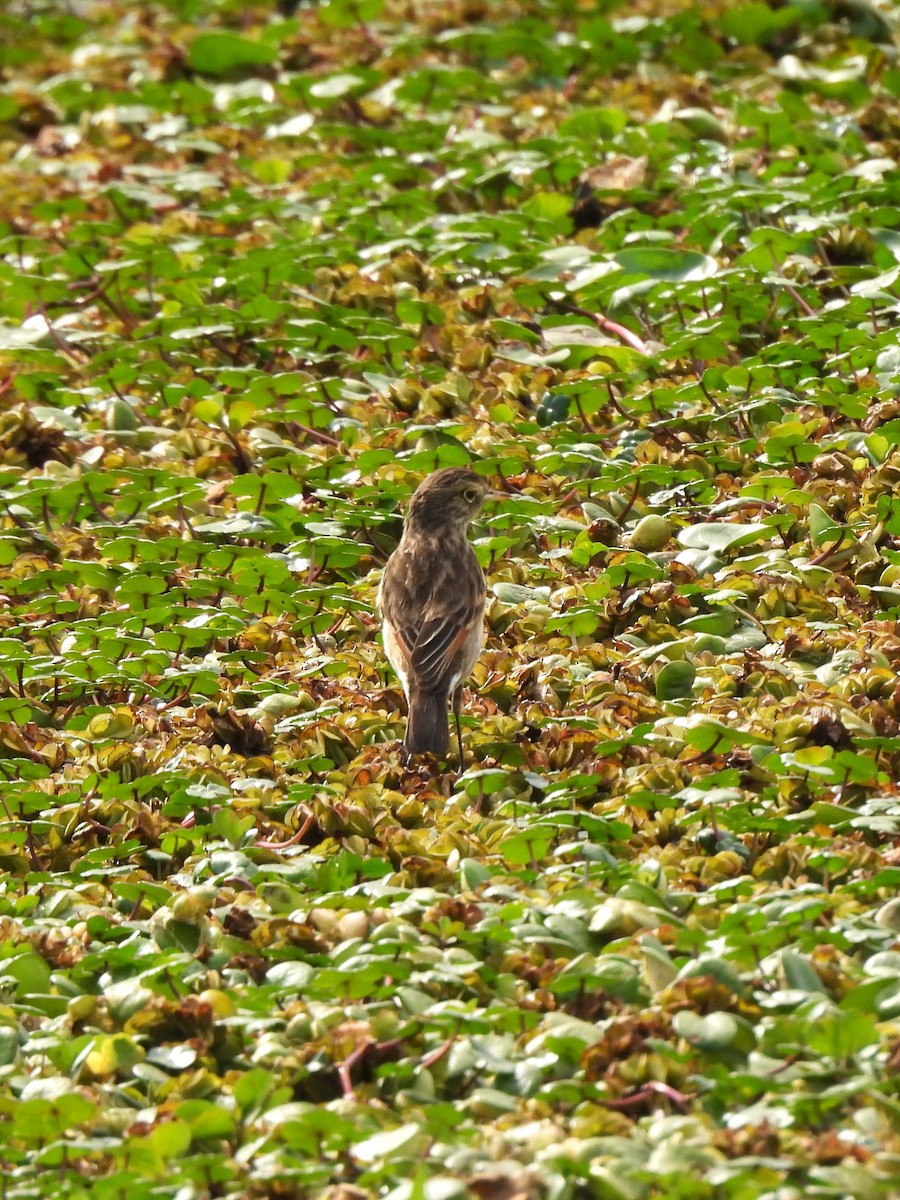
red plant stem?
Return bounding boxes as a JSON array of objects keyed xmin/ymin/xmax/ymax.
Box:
[
  {"xmin": 255, "ymin": 810, "xmax": 315, "ymax": 851},
  {"xmin": 551, "ymin": 300, "xmax": 649, "ymax": 354}
]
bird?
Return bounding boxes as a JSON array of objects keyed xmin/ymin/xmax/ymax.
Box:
[{"xmin": 378, "ymin": 467, "xmax": 489, "ymax": 767}]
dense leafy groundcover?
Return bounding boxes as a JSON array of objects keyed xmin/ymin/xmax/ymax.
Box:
[{"xmin": 2, "ymin": 0, "xmax": 900, "ymax": 1195}]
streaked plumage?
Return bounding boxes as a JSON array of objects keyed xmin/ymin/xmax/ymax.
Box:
[{"xmin": 378, "ymin": 468, "xmax": 488, "ymax": 762}]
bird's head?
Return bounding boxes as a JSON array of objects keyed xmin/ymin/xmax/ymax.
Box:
[{"xmin": 405, "ymin": 467, "xmax": 489, "ymax": 533}]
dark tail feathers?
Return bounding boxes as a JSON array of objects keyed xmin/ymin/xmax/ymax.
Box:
[{"xmin": 406, "ymin": 689, "xmax": 449, "ymax": 755}]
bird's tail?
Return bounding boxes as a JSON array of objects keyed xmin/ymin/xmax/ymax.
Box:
[{"xmin": 406, "ymin": 689, "xmax": 449, "ymax": 756}]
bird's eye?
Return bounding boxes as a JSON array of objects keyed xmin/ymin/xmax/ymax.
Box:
[{"xmin": 463, "ymin": 487, "xmax": 479, "ymax": 504}]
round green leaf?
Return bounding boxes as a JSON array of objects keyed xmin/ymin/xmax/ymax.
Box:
[
  {"xmin": 673, "ymin": 1010, "xmax": 739, "ymax": 1050},
  {"xmin": 656, "ymin": 660, "xmax": 696, "ymax": 700}
]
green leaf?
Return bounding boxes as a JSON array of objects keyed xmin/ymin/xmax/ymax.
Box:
[
  {"xmin": 319, "ymin": 0, "xmax": 384, "ymax": 27},
  {"xmin": 803, "ymin": 1003, "xmax": 879, "ymax": 1059},
  {"xmin": 672, "ymin": 715, "xmax": 770, "ymax": 753},
  {"xmin": 719, "ymin": 2, "xmax": 804, "ymax": 46},
  {"xmin": 672, "ymin": 1010, "xmax": 741, "ymax": 1051},
  {"xmin": 808, "ymin": 502, "xmax": 843, "ymax": 546},
  {"xmin": 677, "ymin": 523, "xmax": 770, "ymax": 553},
  {"xmin": 149, "ymin": 1120, "xmax": 192, "ymax": 1159},
  {"xmin": 234, "ymin": 1068, "xmax": 276, "ymax": 1113},
  {"xmin": 656, "ymin": 660, "xmax": 696, "ymax": 700},
  {"xmin": 558, "ymin": 106, "xmax": 628, "ymax": 139},
  {"xmin": 0, "ymin": 951, "xmax": 52, "ymax": 996},
  {"xmin": 613, "ymin": 247, "xmax": 718, "ymax": 281},
  {"xmin": 781, "ymin": 950, "xmax": 827, "ymax": 994},
  {"xmin": 351, "ymin": 1123, "xmax": 423, "ymax": 1163},
  {"xmin": 187, "ymin": 32, "xmax": 278, "ymax": 75}
]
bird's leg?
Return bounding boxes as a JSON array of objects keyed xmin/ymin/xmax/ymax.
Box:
[{"xmin": 452, "ymin": 686, "xmax": 464, "ymax": 772}]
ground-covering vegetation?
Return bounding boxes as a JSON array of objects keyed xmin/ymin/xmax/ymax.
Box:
[{"xmin": 1, "ymin": 0, "xmax": 900, "ymax": 1195}]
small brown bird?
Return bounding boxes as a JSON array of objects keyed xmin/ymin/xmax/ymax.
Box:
[{"xmin": 378, "ymin": 467, "xmax": 489, "ymax": 765}]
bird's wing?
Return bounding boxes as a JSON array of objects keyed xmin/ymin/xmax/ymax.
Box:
[
  {"xmin": 381, "ymin": 544, "xmax": 485, "ymax": 694},
  {"xmin": 409, "ymin": 596, "xmax": 481, "ymax": 693}
]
